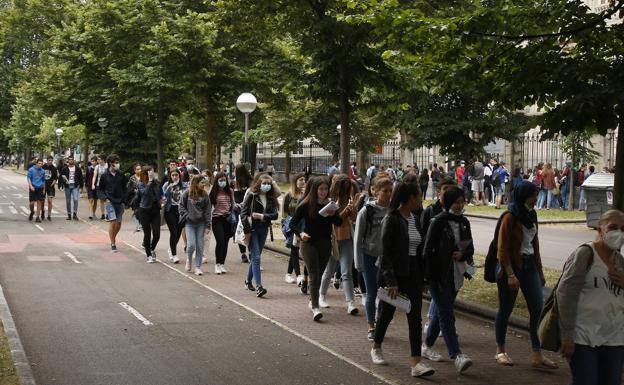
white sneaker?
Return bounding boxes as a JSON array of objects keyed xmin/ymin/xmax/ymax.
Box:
[
  {"xmin": 260, "ymin": 265, "xmax": 264, "ymax": 271},
  {"xmin": 194, "ymin": 268, "xmax": 203, "ymax": 276},
  {"xmin": 219, "ymin": 264, "xmax": 227, "ymax": 273},
  {"xmin": 422, "ymin": 344, "xmax": 442, "ymax": 362},
  {"xmin": 202, "ymin": 257, "xmax": 208, "ymax": 264},
  {"xmin": 347, "ymin": 301, "xmax": 359, "ymax": 315},
  {"xmin": 285, "ymin": 273, "xmax": 296, "ymax": 284},
  {"xmin": 167, "ymin": 248, "xmax": 173, "ymax": 260},
  {"xmin": 312, "ymin": 307, "xmax": 323, "ymax": 321},
  {"xmin": 147, "ymin": 256, "xmax": 156, "ymax": 264},
  {"xmin": 411, "ymin": 362, "xmax": 435, "ymax": 377},
  {"xmin": 215, "ymin": 264, "xmax": 222, "ymax": 275},
  {"xmin": 319, "ymin": 295, "xmax": 330, "ymax": 308},
  {"xmin": 185, "ymin": 259, "xmax": 192, "ymax": 272},
  {"xmin": 454, "ymin": 354, "xmax": 472, "ymax": 373},
  {"xmin": 171, "ymin": 255, "xmax": 180, "ymax": 264},
  {"xmin": 296, "ymin": 275, "xmax": 304, "ymax": 286},
  {"xmin": 370, "ymin": 348, "xmax": 387, "ymax": 365},
  {"xmin": 361, "ymin": 294, "xmax": 367, "ymax": 307},
  {"xmin": 151, "ymin": 250, "xmax": 157, "ymax": 260}
]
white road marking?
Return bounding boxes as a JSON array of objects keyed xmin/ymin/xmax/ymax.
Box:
[
  {"xmin": 35, "ymin": 224, "xmax": 44, "ymax": 232},
  {"xmin": 10, "ymin": 186, "xmax": 17, "ymax": 190},
  {"xmin": 118, "ymin": 302, "xmax": 153, "ymax": 326},
  {"xmin": 20, "ymin": 206, "xmax": 29, "ymax": 215},
  {"xmin": 63, "ymin": 251, "xmax": 82, "ymax": 264},
  {"xmin": 9, "ymin": 206, "xmax": 17, "ymax": 214}
]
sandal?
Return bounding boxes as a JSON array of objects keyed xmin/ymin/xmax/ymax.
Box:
[
  {"xmin": 531, "ymin": 356, "xmax": 558, "ymax": 370},
  {"xmin": 495, "ymin": 352, "xmax": 514, "ymax": 366}
]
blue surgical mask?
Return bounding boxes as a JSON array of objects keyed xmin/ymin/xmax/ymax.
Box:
[
  {"xmin": 218, "ymin": 181, "xmax": 227, "ymax": 189},
  {"xmin": 260, "ymin": 184, "xmax": 272, "ymax": 193}
]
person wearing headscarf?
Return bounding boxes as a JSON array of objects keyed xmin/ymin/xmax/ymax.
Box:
[
  {"xmin": 422, "ymin": 186, "xmax": 474, "ymax": 374},
  {"xmin": 493, "ymin": 180, "xmax": 558, "ymax": 370}
]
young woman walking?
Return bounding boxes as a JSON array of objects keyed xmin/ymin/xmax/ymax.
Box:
[
  {"xmin": 282, "ymin": 173, "xmax": 306, "ymax": 286},
  {"xmin": 233, "ymin": 164, "xmax": 252, "ymax": 263},
  {"xmin": 240, "ymin": 174, "xmax": 279, "ymax": 297},
  {"xmin": 179, "ymin": 175, "xmax": 212, "ymax": 276},
  {"xmin": 370, "ymin": 181, "xmax": 435, "ymax": 377},
  {"xmin": 558, "ymin": 209, "xmax": 624, "ymax": 385},
  {"xmin": 126, "ymin": 163, "xmax": 143, "ymax": 232},
  {"xmin": 422, "ymin": 186, "xmax": 474, "ymax": 373},
  {"xmin": 136, "ymin": 166, "xmax": 163, "ymax": 263},
  {"xmin": 493, "ymin": 180, "xmax": 557, "ymax": 369},
  {"xmin": 318, "ymin": 175, "xmax": 361, "ymax": 314},
  {"xmin": 290, "ymin": 176, "xmax": 342, "ymax": 321},
  {"xmin": 354, "ymin": 177, "xmax": 393, "ymax": 341},
  {"xmin": 210, "ymin": 172, "xmax": 236, "ymax": 275},
  {"xmin": 162, "ymin": 169, "xmax": 187, "ymax": 264}
]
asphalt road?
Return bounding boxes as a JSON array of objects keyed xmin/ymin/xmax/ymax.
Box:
[{"xmin": 0, "ymin": 168, "xmax": 382, "ymax": 385}]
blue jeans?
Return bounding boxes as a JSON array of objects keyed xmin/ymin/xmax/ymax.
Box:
[
  {"xmin": 569, "ymin": 344, "xmax": 624, "ymax": 385},
  {"xmin": 185, "ymin": 223, "xmax": 205, "ymax": 268},
  {"xmin": 426, "ymin": 277, "xmax": 461, "ymax": 358},
  {"xmin": 561, "ymin": 183, "xmax": 570, "ymax": 209},
  {"xmin": 537, "ymin": 188, "xmax": 547, "ymax": 209},
  {"xmin": 64, "ymin": 184, "xmax": 79, "ymax": 215},
  {"xmin": 320, "ymin": 239, "xmax": 354, "ymax": 302},
  {"xmin": 495, "ymin": 256, "xmax": 543, "ymax": 350},
  {"xmin": 362, "ymin": 253, "xmax": 380, "ymax": 326},
  {"xmin": 247, "ymin": 224, "xmax": 269, "ymax": 287}
]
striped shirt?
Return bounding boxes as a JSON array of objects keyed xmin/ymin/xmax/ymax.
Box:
[
  {"xmin": 212, "ymin": 190, "xmax": 232, "ymax": 218},
  {"xmin": 407, "ymin": 214, "xmax": 421, "ymax": 256}
]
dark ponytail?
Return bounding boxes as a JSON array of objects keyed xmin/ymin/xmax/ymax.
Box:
[{"xmin": 388, "ymin": 181, "xmax": 421, "ymax": 213}]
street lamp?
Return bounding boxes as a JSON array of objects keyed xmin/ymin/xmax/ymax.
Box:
[
  {"xmin": 55, "ymin": 128, "xmax": 63, "ymax": 156},
  {"xmin": 236, "ymin": 93, "xmax": 257, "ymax": 166},
  {"xmin": 97, "ymin": 117, "xmax": 108, "ymax": 150}
]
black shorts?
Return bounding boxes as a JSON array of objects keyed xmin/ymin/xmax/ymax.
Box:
[
  {"xmin": 45, "ymin": 185, "xmax": 55, "ymax": 198},
  {"xmin": 96, "ymin": 190, "xmax": 107, "ymax": 200},
  {"xmin": 87, "ymin": 188, "xmax": 97, "ymax": 200},
  {"xmin": 29, "ymin": 187, "xmax": 45, "ymax": 202}
]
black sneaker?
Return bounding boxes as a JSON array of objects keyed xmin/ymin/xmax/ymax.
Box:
[
  {"xmin": 333, "ymin": 278, "xmax": 341, "ymax": 290},
  {"xmin": 73, "ymin": 213, "xmax": 78, "ymax": 220},
  {"xmin": 111, "ymin": 244, "xmax": 118, "ymax": 253},
  {"xmin": 256, "ymin": 286, "xmax": 267, "ymax": 298},
  {"xmin": 66, "ymin": 214, "xmax": 72, "ymax": 220},
  {"xmin": 28, "ymin": 212, "xmax": 34, "ymax": 221},
  {"xmin": 241, "ymin": 254, "xmax": 249, "ymax": 263},
  {"xmin": 40, "ymin": 214, "xmax": 44, "ymax": 221},
  {"xmin": 35, "ymin": 217, "xmax": 41, "ymax": 223},
  {"xmin": 47, "ymin": 216, "xmax": 51, "ymax": 221},
  {"xmin": 300, "ymin": 280, "xmax": 308, "ymax": 295},
  {"xmin": 100, "ymin": 214, "xmax": 105, "ymax": 220},
  {"xmin": 244, "ymin": 280, "xmax": 255, "ymax": 291},
  {"xmin": 88, "ymin": 215, "xmax": 93, "ymax": 220}
]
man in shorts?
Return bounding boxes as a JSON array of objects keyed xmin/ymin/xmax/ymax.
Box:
[
  {"xmin": 42, "ymin": 156, "xmax": 58, "ymax": 221},
  {"xmin": 98, "ymin": 154, "xmax": 127, "ymax": 252},
  {"xmin": 92, "ymin": 154, "xmax": 108, "ymax": 220},
  {"xmin": 27, "ymin": 158, "xmax": 46, "ymax": 222},
  {"xmin": 470, "ymin": 158, "xmax": 485, "ymax": 205}
]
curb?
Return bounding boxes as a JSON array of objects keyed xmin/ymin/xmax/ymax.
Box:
[
  {"xmin": 465, "ymin": 213, "xmax": 586, "ymax": 225},
  {"xmin": 263, "ymin": 244, "xmax": 530, "ymax": 332},
  {"xmin": 0, "ymin": 284, "xmax": 36, "ymax": 385}
]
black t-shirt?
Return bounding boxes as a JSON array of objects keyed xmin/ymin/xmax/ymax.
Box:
[
  {"xmin": 42, "ymin": 164, "xmax": 58, "ymax": 188},
  {"xmin": 289, "ymin": 202, "xmax": 342, "ymax": 242}
]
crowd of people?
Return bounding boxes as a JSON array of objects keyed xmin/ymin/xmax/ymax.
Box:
[{"xmin": 22, "ymin": 153, "xmax": 624, "ymax": 383}]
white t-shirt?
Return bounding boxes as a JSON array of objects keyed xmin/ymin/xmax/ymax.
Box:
[
  {"xmin": 407, "ymin": 214, "xmax": 420, "ymax": 256},
  {"xmin": 521, "ymin": 225, "xmax": 536, "ymax": 256},
  {"xmin": 574, "ymin": 244, "xmax": 624, "ymax": 346},
  {"xmin": 68, "ymin": 166, "xmax": 76, "ymax": 185}
]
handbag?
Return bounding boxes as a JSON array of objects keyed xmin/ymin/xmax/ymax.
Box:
[{"xmin": 234, "ymin": 194, "xmax": 254, "ymax": 246}]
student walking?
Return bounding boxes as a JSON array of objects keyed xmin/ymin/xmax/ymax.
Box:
[
  {"xmin": 59, "ymin": 155, "xmax": 84, "ymax": 220},
  {"xmin": 126, "ymin": 164, "xmax": 143, "ymax": 232},
  {"xmin": 85, "ymin": 156, "xmax": 99, "ymax": 220},
  {"xmin": 42, "ymin": 156, "xmax": 58, "ymax": 221},
  {"xmin": 233, "ymin": 164, "xmax": 252, "ymax": 263},
  {"xmin": 370, "ymin": 181, "xmax": 435, "ymax": 377},
  {"xmin": 93, "ymin": 154, "xmax": 108, "ymax": 220},
  {"xmin": 241, "ymin": 174, "xmax": 279, "ymax": 297},
  {"xmin": 282, "ymin": 173, "xmax": 306, "ymax": 286},
  {"xmin": 558, "ymin": 209, "xmax": 624, "ymax": 385},
  {"xmin": 136, "ymin": 166, "xmax": 163, "ymax": 263},
  {"xmin": 290, "ymin": 176, "xmax": 342, "ymax": 320},
  {"xmin": 98, "ymin": 154, "xmax": 127, "ymax": 252},
  {"xmin": 354, "ymin": 177, "xmax": 392, "ymax": 341},
  {"xmin": 162, "ymin": 169, "xmax": 186, "ymax": 264},
  {"xmin": 422, "ymin": 186, "xmax": 474, "ymax": 373},
  {"xmin": 493, "ymin": 180, "xmax": 557, "ymax": 369},
  {"xmin": 179, "ymin": 175, "xmax": 212, "ymax": 276},
  {"xmin": 209, "ymin": 172, "xmax": 236, "ymax": 275},
  {"xmin": 27, "ymin": 158, "xmax": 46, "ymax": 222}
]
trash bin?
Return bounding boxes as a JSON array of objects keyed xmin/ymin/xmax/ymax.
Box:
[{"xmin": 582, "ymin": 173, "xmax": 614, "ymax": 228}]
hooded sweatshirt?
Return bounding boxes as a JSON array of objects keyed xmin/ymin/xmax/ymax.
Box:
[{"xmin": 353, "ymin": 201, "xmax": 388, "ymax": 271}]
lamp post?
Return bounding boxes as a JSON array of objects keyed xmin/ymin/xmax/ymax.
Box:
[
  {"xmin": 97, "ymin": 117, "xmax": 108, "ymax": 150},
  {"xmin": 15, "ymin": 139, "xmax": 20, "ymax": 169},
  {"xmin": 55, "ymin": 128, "xmax": 64, "ymax": 156},
  {"xmin": 236, "ymin": 93, "xmax": 257, "ymax": 168},
  {"xmin": 336, "ymin": 124, "xmax": 342, "ymax": 168}
]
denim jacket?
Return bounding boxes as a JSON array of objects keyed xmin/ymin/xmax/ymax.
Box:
[{"xmin": 137, "ymin": 180, "xmax": 163, "ymax": 209}]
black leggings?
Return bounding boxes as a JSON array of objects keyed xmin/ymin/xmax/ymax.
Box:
[
  {"xmin": 287, "ymin": 246, "xmax": 301, "ymax": 275},
  {"xmin": 164, "ymin": 206, "xmax": 183, "ymax": 256},
  {"xmin": 374, "ymin": 272, "xmax": 424, "ymax": 357},
  {"xmin": 212, "ymin": 216, "xmax": 231, "ymax": 265},
  {"xmin": 139, "ymin": 207, "xmax": 161, "ymax": 257}
]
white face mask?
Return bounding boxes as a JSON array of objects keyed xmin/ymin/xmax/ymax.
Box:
[
  {"xmin": 450, "ymin": 208, "xmax": 465, "ymax": 216},
  {"xmin": 260, "ymin": 183, "xmax": 272, "ymax": 193},
  {"xmin": 113, "ymin": 163, "xmax": 120, "ymax": 171},
  {"xmin": 218, "ymin": 181, "xmax": 227, "ymax": 188},
  {"xmin": 148, "ymin": 171, "xmax": 155, "ymax": 181},
  {"xmin": 604, "ymin": 229, "xmax": 624, "ymax": 251}
]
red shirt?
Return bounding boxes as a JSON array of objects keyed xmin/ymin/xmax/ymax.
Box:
[{"xmin": 455, "ymin": 166, "xmax": 465, "ymax": 184}]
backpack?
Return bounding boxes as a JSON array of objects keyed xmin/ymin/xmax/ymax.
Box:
[
  {"xmin": 491, "ymin": 168, "xmax": 501, "ymax": 188},
  {"xmin": 484, "ymin": 211, "xmax": 511, "ymax": 282},
  {"xmin": 362, "ymin": 203, "xmax": 376, "ymax": 241}
]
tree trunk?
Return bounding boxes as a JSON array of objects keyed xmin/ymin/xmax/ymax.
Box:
[
  {"xmin": 205, "ymin": 96, "xmax": 216, "ymax": 173},
  {"xmin": 340, "ymin": 93, "xmax": 350, "ymax": 175},
  {"xmin": 614, "ymin": 117, "xmax": 624, "ymax": 211},
  {"xmin": 568, "ymin": 148, "xmax": 576, "ymax": 211},
  {"xmin": 156, "ymin": 111, "xmax": 165, "ymax": 181},
  {"xmin": 356, "ymin": 150, "xmax": 367, "ymax": 179},
  {"xmin": 285, "ymin": 151, "xmax": 291, "ymax": 182}
]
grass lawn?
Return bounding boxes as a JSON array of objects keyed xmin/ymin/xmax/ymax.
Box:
[
  {"xmin": 0, "ymin": 322, "xmax": 19, "ymax": 385},
  {"xmin": 458, "ymin": 255, "xmax": 561, "ymax": 320},
  {"xmin": 423, "ymin": 200, "xmax": 586, "ymax": 221}
]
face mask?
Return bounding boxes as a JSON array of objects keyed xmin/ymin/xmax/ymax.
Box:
[
  {"xmin": 260, "ymin": 184, "xmax": 272, "ymax": 193},
  {"xmin": 604, "ymin": 229, "xmax": 624, "ymax": 251},
  {"xmin": 114, "ymin": 163, "xmax": 120, "ymax": 171},
  {"xmin": 218, "ymin": 181, "xmax": 227, "ymax": 189},
  {"xmin": 450, "ymin": 208, "xmax": 465, "ymax": 216},
  {"xmin": 148, "ymin": 171, "xmax": 155, "ymax": 181},
  {"xmin": 187, "ymin": 164, "xmax": 195, "ymax": 171}
]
